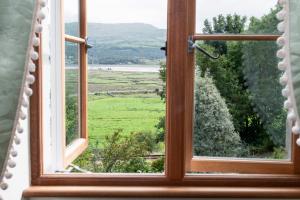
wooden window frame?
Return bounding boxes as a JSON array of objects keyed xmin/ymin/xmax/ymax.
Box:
[
  {"xmin": 61, "ymin": 0, "xmax": 88, "ymax": 167},
  {"xmin": 26, "ymin": 0, "xmax": 300, "ymax": 198},
  {"xmin": 187, "ymin": 34, "xmax": 300, "ymax": 174}
]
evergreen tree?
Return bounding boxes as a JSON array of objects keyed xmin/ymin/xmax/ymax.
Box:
[{"xmin": 193, "ymin": 75, "xmax": 242, "ymax": 157}]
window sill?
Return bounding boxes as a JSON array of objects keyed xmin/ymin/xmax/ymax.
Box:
[{"xmin": 23, "ymin": 186, "xmax": 300, "ymax": 198}]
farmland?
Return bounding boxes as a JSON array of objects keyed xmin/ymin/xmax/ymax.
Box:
[{"xmin": 65, "ymin": 66, "xmax": 166, "ymax": 172}]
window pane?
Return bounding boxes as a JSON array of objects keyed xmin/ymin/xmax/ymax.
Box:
[
  {"xmin": 196, "ymin": 0, "xmax": 279, "ymax": 34},
  {"xmin": 192, "ymin": 40, "xmax": 290, "ymax": 162},
  {"xmin": 65, "ymin": 42, "xmax": 81, "ymax": 146},
  {"xmin": 64, "ymin": 0, "xmax": 80, "ymax": 37},
  {"xmin": 71, "ymin": 0, "xmax": 167, "ymax": 174}
]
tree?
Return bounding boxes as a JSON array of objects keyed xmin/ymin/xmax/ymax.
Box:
[
  {"xmin": 156, "ymin": 7, "xmax": 284, "ymax": 157},
  {"xmin": 202, "ymin": 14, "xmax": 247, "ymax": 54},
  {"xmin": 193, "ymin": 75, "xmax": 242, "ymax": 157},
  {"xmin": 155, "ymin": 62, "xmax": 166, "ymax": 143},
  {"xmin": 75, "ymin": 130, "xmax": 157, "ymax": 173},
  {"xmin": 65, "ymin": 94, "xmax": 79, "ymax": 145},
  {"xmin": 242, "ymin": 6, "xmax": 286, "ymax": 146},
  {"xmin": 198, "ymin": 13, "xmax": 277, "ymax": 151}
]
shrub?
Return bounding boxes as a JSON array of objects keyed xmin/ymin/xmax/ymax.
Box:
[
  {"xmin": 150, "ymin": 157, "xmax": 164, "ymax": 173},
  {"xmin": 193, "ymin": 75, "xmax": 242, "ymax": 157},
  {"xmin": 100, "ymin": 130, "xmax": 155, "ymax": 173}
]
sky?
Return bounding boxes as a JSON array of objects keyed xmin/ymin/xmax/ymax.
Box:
[{"xmin": 64, "ymin": 0, "xmax": 278, "ymax": 32}]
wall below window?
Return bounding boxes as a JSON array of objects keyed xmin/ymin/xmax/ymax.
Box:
[
  {"xmin": 28, "ymin": 198, "xmax": 298, "ymax": 200},
  {"xmin": 0, "ymin": 110, "xmax": 30, "ymax": 200}
]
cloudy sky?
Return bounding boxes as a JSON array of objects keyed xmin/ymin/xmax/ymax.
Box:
[{"xmin": 65, "ymin": 0, "xmax": 278, "ymax": 32}]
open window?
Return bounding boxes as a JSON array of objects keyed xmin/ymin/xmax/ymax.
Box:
[
  {"xmin": 185, "ymin": 0, "xmax": 300, "ymax": 174},
  {"xmin": 48, "ymin": 0, "xmax": 88, "ymax": 169},
  {"xmin": 62, "ymin": 0, "xmax": 88, "ymax": 167},
  {"xmin": 26, "ymin": 0, "xmax": 300, "ymax": 198}
]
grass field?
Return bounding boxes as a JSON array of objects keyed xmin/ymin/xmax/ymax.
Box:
[
  {"xmin": 88, "ymin": 69, "xmax": 162, "ymax": 94},
  {"xmin": 88, "ymin": 94, "xmax": 165, "ymax": 147},
  {"xmin": 65, "ymin": 68, "xmax": 165, "ymax": 149},
  {"xmin": 69, "ymin": 68, "xmax": 166, "ymax": 171}
]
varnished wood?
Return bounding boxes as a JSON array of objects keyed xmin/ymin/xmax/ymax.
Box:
[
  {"xmin": 184, "ymin": 0, "xmax": 196, "ymax": 172},
  {"xmin": 29, "ymin": 0, "xmax": 300, "ymax": 194},
  {"xmin": 191, "ymin": 158, "xmax": 294, "ymax": 174},
  {"xmin": 165, "ymin": 0, "xmax": 189, "ymax": 181},
  {"xmin": 193, "ymin": 34, "xmax": 280, "ymax": 41},
  {"xmin": 292, "ymin": 134, "xmax": 300, "ymax": 173},
  {"xmin": 79, "ymin": 0, "xmax": 88, "ymax": 147},
  {"xmin": 22, "ymin": 186, "xmax": 300, "ymax": 198},
  {"xmin": 30, "ymin": 32, "xmax": 44, "ymax": 185},
  {"xmin": 31, "ymin": 173, "xmax": 300, "ymax": 187},
  {"xmin": 65, "ymin": 34, "xmax": 85, "ymax": 43}
]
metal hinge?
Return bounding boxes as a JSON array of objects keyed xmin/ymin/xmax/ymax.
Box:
[
  {"xmin": 160, "ymin": 41, "xmax": 167, "ymax": 56},
  {"xmin": 85, "ymin": 37, "xmax": 93, "ymax": 49}
]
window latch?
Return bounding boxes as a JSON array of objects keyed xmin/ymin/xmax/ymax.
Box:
[
  {"xmin": 188, "ymin": 36, "xmax": 220, "ymax": 60},
  {"xmin": 160, "ymin": 41, "xmax": 167, "ymax": 56},
  {"xmin": 85, "ymin": 37, "xmax": 93, "ymax": 49}
]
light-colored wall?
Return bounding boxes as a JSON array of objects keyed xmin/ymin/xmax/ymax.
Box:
[
  {"xmin": 28, "ymin": 198, "xmax": 298, "ymax": 200},
  {"xmin": 0, "ymin": 114, "xmax": 30, "ymax": 200}
]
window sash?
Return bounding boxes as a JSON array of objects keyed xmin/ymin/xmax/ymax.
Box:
[
  {"xmin": 61, "ymin": 0, "xmax": 88, "ymax": 167},
  {"xmin": 186, "ymin": 33, "xmax": 300, "ymax": 174}
]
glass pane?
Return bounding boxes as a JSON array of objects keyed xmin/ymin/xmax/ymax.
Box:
[
  {"xmin": 196, "ymin": 0, "xmax": 279, "ymax": 34},
  {"xmin": 65, "ymin": 42, "xmax": 81, "ymax": 146},
  {"xmin": 192, "ymin": 40, "xmax": 290, "ymax": 163},
  {"xmin": 64, "ymin": 0, "xmax": 80, "ymax": 37},
  {"xmin": 71, "ymin": 0, "xmax": 167, "ymax": 173}
]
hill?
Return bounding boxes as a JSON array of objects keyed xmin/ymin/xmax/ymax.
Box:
[{"xmin": 65, "ymin": 23, "xmax": 166, "ymax": 65}]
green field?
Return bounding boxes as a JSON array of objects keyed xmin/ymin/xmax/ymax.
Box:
[
  {"xmin": 65, "ymin": 68, "xmax": 165, "ymax": 149},
  {"xmin": 88, "ymin": 94, "xmax": 165, "ymax": 146},
  {"xmin": 88, "ymin": 69, "xmax": 163, "ymax": 94}
]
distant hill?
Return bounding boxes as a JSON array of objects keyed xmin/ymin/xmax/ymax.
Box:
[{"xmin": 65, "ymin": 23, "xmax": 166, "ymax": 65}]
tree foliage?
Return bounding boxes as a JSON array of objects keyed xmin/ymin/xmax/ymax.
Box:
[
  {"xmin": 197, "ymin": 10, "xmax": 284, "ymax": 149},
  {"xmin": 203, "ymin": 14, "xmax": 247, "ymax": 54},
  {"xmin": 242, "ymin": 6, "xmax": 286, "ymax": 146},
  {"xmin": 193, "ymin": 75, "xmax": 242, "ymax": 156},
  {"xmin": 75, "ymin": 130, "xmax": 160, "ymax": 173},
  {"xmin": 65, "ymin": 95, "xmax": 79, "ymax": 145}
]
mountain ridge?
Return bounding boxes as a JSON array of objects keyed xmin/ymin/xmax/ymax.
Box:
[{"xmin": 65, "ymin": 23, "xmax": 166, "ymax": 64}]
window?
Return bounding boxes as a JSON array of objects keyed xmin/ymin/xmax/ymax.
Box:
[
  {"xmin": 187, "ymin": 0, "xmax": 299, "ymax": 174},
  {"xmin": 62, "ymin": 0, "xmax": 88, "ymax": 167},
  {"xmin": 26, "ymin": 0, "xmax": 300, "ymax": 198}
]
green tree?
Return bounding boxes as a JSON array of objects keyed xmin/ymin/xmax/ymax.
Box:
[
  {"xmin": 65, "ymin": 94, "xmax": 79, "ymax": 145},
  {"xmin": 203, "ymin": 14, "xmax": 247, "ymax": 54},
  {"xmin": 198, "ymin": 13, "xmax": 278, "ymax": 150},
  {"xmin": 155, "ymin": 62, "xmax": 166, "ymax": 143},
  {"xmin": 100, "ymin": 130, "xmax": 155, "ymax": 173},
  {"xmin": 193, "ymin": 75, "xmax": 242, "ymax": 157},
  {"xmin": 242, "ymin": 5, "xmax": 285, "ymax": 146}
]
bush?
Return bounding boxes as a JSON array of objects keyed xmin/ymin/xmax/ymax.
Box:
[
  {"xmin": 150, "ymin": 157, "xmax": 164, "ymax": 173},
  {"xmin": 74, "ymin": 130, "xmax": 157, "ymax": 173},
  {"xmin": 193, "ymin": 75, "xmax": 242, "ymax": 157},
  {"xmin": 65, "ymin": 95, "xmax": 79, "ymax": 145}
]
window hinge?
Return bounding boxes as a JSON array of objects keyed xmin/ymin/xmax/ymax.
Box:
[
  {"xmin": 85, "ymin": 37, "xmax": 93, "ymax": 49},
  {"xmin": 160, "ymin": 41, "xmax": 167, "ymax": 56}
]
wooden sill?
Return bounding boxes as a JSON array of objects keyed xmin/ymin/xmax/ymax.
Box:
[{"xmin": 23, "ymin": 186, "xmax": 300, "ymax": 198}]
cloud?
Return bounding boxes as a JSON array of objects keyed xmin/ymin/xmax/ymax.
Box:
[{"xmin": 64, "ymin": 0, "xmax": 278, "ymax": 32}]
